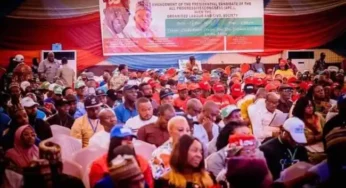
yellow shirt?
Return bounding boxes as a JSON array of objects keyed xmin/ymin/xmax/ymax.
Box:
[
  {"xmin": 71, "ymin": 115, "xmax": 104, "ymax": 147},
  {"xmin": 274, "ymin": 69, "xmax": 294, "ymax": 78}
]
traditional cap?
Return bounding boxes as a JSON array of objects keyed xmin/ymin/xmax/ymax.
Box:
[
  {"xmin": 96, "ymin": 89, "xmax": 106, "ymax": 96},
  {"xmin": 39, "ymin": 140, "xmax": 62, "ymax": 164},
  {"xmin": 136, "ymin": 0, "xmax": 151, "ymax": 12},
  {"xmin": 111, "ymin": 126, "xmax": 137, "ymax": 138},
  {"xmin": 213, "ymin": 83, "xmax": 225, "ymax": 93},
  {"xmin": 13, "ymin": 54, "xmax": 24, "ymax": 63},
  {"xmin": 283, "ymin": 117, "xmax": 307, "ymax": 144},
  {"xmin": 20, "ymin": 81, "xmax": 31, "ymax": 91},
  {"xmin": 84, "ymin": 95, "xmax": 102, "ymax": 109},
  {"xmin": 109, "ymin": 155, "xmax": 144, "ymax": 183},
  {"xmin": 199, "ymin": 81, "xmax": 211, "ymax": 91},
  {"xmin": 177, "ymin": 83, "xmax": 187, "ymax": 91},
  {"xmin": 104, "ymin": 0, "xmax": 130, "ymax": 9},
  {"xmin": 74, "ymin": 81, "xmax": 86, "ymax": 89},
  {"xmin": 21, "ymin": 97, "xmax": 38, "ymax": 108},
  {"xmin": 160, "ymin": 88, "xmax": 174, "ymax": 100},
  {"xmin": 221, "ymin": 105, "xmax": 240, "ymax": 119},
  {"xmin": 231, "ymin": 83, "xmax": 242, "ymax": 98}
]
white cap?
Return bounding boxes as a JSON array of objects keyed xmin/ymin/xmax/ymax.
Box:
[
  {"xmin": 20, "ymin": 81, "xmax": 31, "ymax": 91},
  {"xmin": 21, "ymin": 97, "xmax": 38, "ymax": 108},
  {"xmin": 13, "ymin": 54, "xmax": 24, "ymax": 63},
  {"xmin": 48, "ymin": 83, "xmax": 57, "ymax": 91},
  {"xmin": 283, "ymin": 117, "xmax": 307, "ymax": 144},
  {"xmin": 220, "ymin": 105, "xmax": 240, "ymax": 119}
]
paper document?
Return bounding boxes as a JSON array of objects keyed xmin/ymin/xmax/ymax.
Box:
[{"xmin": 269, "ymin": 113, "xmax": 288, "ymax": 127}]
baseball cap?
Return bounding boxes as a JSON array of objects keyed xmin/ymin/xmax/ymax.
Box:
[
  {"xmin": 13, "ymin": 54, "xmax": 24, "ymax": 63},
  {"xmin": 75, "ymin": 81, "xmax": 86, "ymax": 89},
  {"xmin": 231, "ymin": 83, "xmax": 242, "ymax": 98},
  {"xmin": 189, "ymin": 83, "xmax": 200, "ymax": 91},
  {"xmin": 84, "ymin": 95, "xmax": 102, "ymax": 109},
  {"xmin": 177, "ymin": 83, "xmax": 187, "ymax": 91},
  {"xmin": 54, "ymin": 86, "xmax": 63, "ymax": 95},
  {"xmin": 199, "ymin": 81, "xmax": 211, "ymax": 91},
  {"xmin": 20, "ymin": 81, "xmax": 31, "ymax": 91},
  {"xmin": 55, "ymin": 99, "xmax": 68, "ymax": 107},
  {"xmin": 160, "ymin": 88, "xmax": 174, "ymax": 100},
  {"xmin": 279, "ymin": 84, "xmax": 293, "ymax": 91},
  {"xmin": 21, "ymin": 97, "xmax": 38, "ymax": 108},
  {"xmin": 39, "ymin": 81, "xmax": 50, "ymax": 90},
  {"xmin": 96, "ymin": 89, "xmax": 106, "ymax": 96},
  {"xmin": 107, "ymin": 89, "xmax": 117, "ymax": 101},
  {"xmin": 9, "ymin": 82, "xmax": 20, "ymax": 90},
  {"xmin": 244, "ymin": 77, "xmax": 254, "ymax": 85},
  {"xmin": 110, "ymin": 126, "xmax": 137, "ymax": 139},
  {"xmin": 265, "ymin": 83, "xmax": 277, "ymax": 92},
  {"xmin": 244, "ymin": 84, "xmax": 255, "ymax": 93},
  {"xmin": 65, "ymin": 94, "xmax": 77, "ymax": 103},
  {"xmin": 283, "ymin": 117, "xmax": 307, "ymax": 144},
  {"xmin": 48, "ymin": 83, "xmax": 58, "ymax": 91},
  {"xmin": 123, "ymin": 84, "xmax": 139, "ymax": 91},
  {"xmin": 220, "ymin": 105, "xmax": 240, "ymax": 119},
  {"xmin": 213, "ymin": 83, "xmax": 225, "ymax": 93}
]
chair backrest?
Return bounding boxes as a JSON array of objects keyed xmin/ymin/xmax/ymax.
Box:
[
  {"xmin": 45, "ymin": 135, "xmax": 82, "ymax": 159},
  {"xmin": 133, "ymin": 139, "xmax": 157, "ymax": 160},
  {"xmin": 72, "ymin": 146, "xmax": 107, "ymax": 172},
  {"xmin": 62, "ymin": 159, "xmax": 83, "ymax": 179},
  {"xmin": 50, "ymin": 125, "xmax": 71, "ymax": 136}
]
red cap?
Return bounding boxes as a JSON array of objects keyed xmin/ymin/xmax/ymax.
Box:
[
  {"xmin": 231, "ymin": 83, "xmax": 243, "ymax": 98},
  {"xmin": 228, "ymin": 134, "xmax": 256, "ymax": 147},
  {"xmin": 177, "ymin": 83, "xmax": 187, "ymax": 91},
  {"xmin": 265, "ymin": 83, "xmax": 277, "ymax": 92},
  {"xmin": 287, "ymin": 77, "xmax": 297, "ymax": 84},
  {"xmin": 244, "ymin": 77, "xmax": 254, "ymax": 85},
  {"xmin": 300, "ymin": 81, "xmax": 312, "ymax": 91},
  {"xmin": 288, "ymin": 83, "xmax": 298, "ymax": 88},
  {"xmin": 199, "ymin": 81, "xmax": 211, "ymax": 91},
  {"xmin": 159, "ymin": 75, "xmax": 168, "ymax": 81},
  {"xmin": 213, "ymin": 83, "xmax": 225, "ymax": 93},
  {"xmin": 253, "ymin": 78, "xmax": 264, "ymax": 86},
  {"xmin": 189, "ymin": 83, "xmax": 200, "ymax": 91}
]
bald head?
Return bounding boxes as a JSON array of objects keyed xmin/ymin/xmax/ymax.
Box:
[
  {"xmin": 186, "ymin": 98, "xmax": 203, "ymax": 117},
  {"xmin": 99, "ymin": 108, "xmax": 117, "ymax": 132},
  {"xmin": 265, "ymin": 92, "xmax": 280, "ymax": 113},
  {"xmin": 202, "ymin": 101, "xmax": 220, "ymax": 122},
  {"xmin": 167, "ymin": 116, "xmax": 191, "ymax": 144},
  {"xmin": 47, "ymin": 52, "xmax": 55, "ymax": 62}
]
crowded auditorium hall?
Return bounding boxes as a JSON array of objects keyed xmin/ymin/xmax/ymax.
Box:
[{"xmin": 1, "ymin": 0, "xmax": 346, "ymax": 188}]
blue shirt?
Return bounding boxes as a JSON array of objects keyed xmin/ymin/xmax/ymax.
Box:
[
  {"xmin": 0, "ymin": 112, "xmax": 11, "ymax": 136},
  {"xmin": 97, "ymin": 84, "xmax": 108, "ymax": 93},
  {"xmin": 36, "ymin": 109, "xmax": 46, "ymax": 120},
  {"xmin": 114, "ymin": 103, "xmax": 138, "ymax": 124},
  {"xmin": 74, "ymin": 102, "xmax": 86, "ymax": 119}
]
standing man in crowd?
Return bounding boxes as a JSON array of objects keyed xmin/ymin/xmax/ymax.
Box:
[
  {"xmin": 38, "ymin": 52, "xmax": 60, "ymax": 83},
  {"xmin": 114, "ymin": 85, "xmax": 138, "ymax": 124},
  {"xmin": 109, "ymin": 64, "xmax": 129, "ymax": 91},
  {"xmin": 251, "ymin": 55, "xmax": 265, "ymax": 73},
  {"xmin": 56, "ymin": 57, "xmax": 75, "ymax": 87},
  {"xmin": 125, "ymin": 97, "xmax": 157, "ymax": 134},
  {"xmin": 71, "ymin": 95, "xmax": 104, "ymax": 147},
  {"xmin": 313, "ymin": 52, "xmax": 327, "ymax": 74}
]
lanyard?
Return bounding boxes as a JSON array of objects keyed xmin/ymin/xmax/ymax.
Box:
[
  {"xmin": 287, "ymin": 148, "xmax": 298, "ymax": 162},
  {"xmin": 88, "ymin": 118, "xmax": 99, "ymax": 133}
]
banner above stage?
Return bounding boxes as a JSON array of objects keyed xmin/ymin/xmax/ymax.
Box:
[{"xmin": 99, "ymin": 0, "xmax": 264, "ymax": 55}]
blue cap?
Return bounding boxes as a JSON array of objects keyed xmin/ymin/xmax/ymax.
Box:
[{"xmin": 110, "ymin": 125, "xmax": 137, "ymax": 139}]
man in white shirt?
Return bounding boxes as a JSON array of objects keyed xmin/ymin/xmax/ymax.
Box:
[
  {"xmin": 125, "ymin": 97, "xmax": 158, "ymax": 134},
  {"xmin": 251, "ymin": 92, "xmax": 282, "ymax": 143},
  {"xmin": 88, "ymin": 108, "xmax": 117, "ymax": 149},
  {"xmin": 194, "ymin": 101, "xmax": 220, "ymax": 145}
]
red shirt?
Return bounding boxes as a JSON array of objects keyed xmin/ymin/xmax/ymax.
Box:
[
  {"xmin": 207, "ymin": 94, "xmax": 235, "ymax": 109},
  {"xmin": 89, "ymin": 154, "xmax": 153, "ymax": 188},
  {"xmin": 173, "ymin": 97, "xmax": 189, "ymax": 110}
]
